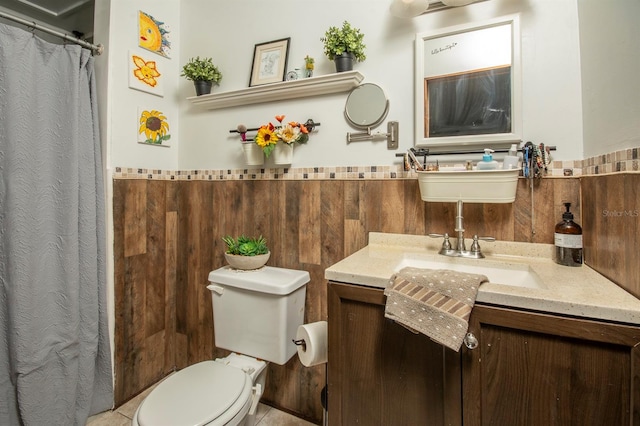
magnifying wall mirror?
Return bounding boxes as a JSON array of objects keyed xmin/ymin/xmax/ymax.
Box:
[
  {"xmin": 345, "ymin": 83, "xmax": 389, "ymax": 129},
  {"xmin": 415, "ymin": 15, "xmax": 521, "ymax": 148}
]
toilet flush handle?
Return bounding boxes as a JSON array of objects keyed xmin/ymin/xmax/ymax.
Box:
[
  {"xmin": 249, "ymin": 384, "xmax": 262, "ymax": 415},
  {"xmin": 207, "ymin": 284, "xmax": 225, "ymax": 295}
]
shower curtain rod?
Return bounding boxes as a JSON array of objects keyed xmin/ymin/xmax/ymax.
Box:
[{"xmin": 0, "ymin": 10, "xmax": 103, "ymax": 55}]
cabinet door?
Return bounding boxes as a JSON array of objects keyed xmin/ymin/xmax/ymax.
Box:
[
  {"xmin": 328, "ymin": 282, "xmax": 461, "ymax": 426},
  {"xmin": 462, "ymin": 305, "xmax": 640, "ymax": 426}
]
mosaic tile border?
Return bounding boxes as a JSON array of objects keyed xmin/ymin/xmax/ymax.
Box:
[
  {"xmin": 112, "ymin": 147, "xmax": 639, "ymax": 180},
  {"xmin": 580, "ymin": 147, "xmax": 640, "ymax": 175},
  {"xmin": 112, "ymin": 165, "xmax": 415, "ymax": 181}
]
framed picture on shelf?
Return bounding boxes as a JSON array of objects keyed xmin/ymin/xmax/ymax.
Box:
[{"xmin": 249, "ymin": 38, "xmax": 290, "ymax": 87}]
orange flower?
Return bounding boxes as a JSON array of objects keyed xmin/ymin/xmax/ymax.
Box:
[
  {"xmin": 299, "ymin": 124, "xmax": 309, "ymax": 134},
  {"xmin": 275, "ymin": 115, "xmax": 285, "ymax": 123}
]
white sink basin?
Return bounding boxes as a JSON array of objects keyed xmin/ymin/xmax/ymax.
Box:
[
  {"xmin": 416, "ymin": 169, "xmax": 519, "ymax": 203},
  {"xmin": 394, "ymin": 255, "xmax": 545, "ymax": 289}
]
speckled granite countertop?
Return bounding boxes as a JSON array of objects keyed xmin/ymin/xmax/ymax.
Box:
[{"xmin": 325, "ymin": 232, "xmax": 640, "ymax": 325}]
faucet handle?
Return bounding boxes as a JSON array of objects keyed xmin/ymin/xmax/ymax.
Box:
[
  {"xmin": 428, "ymin": 232, "xmax": 446, "ymax": 238},
  {"xmin": 428, "ymin": 233, "xmax": 452, "ymax": 251},
  {"xmin": 470, "ymin": 235, "xmax": 495, "ymax": 255}
]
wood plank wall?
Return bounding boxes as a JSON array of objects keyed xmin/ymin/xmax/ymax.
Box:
[
  {"xmin": 582, "ymin": 174, "xmax": 640, "ymax": 299},
  {"xmin": 113, "ymin": 176, "xmax": 580, "ymax": 423}
]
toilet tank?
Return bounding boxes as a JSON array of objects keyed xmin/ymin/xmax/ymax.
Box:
[{"xmin": 207, "ymin": 266, "xmax": 310, "ymax": 365}]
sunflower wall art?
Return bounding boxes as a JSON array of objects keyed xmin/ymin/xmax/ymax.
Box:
[
  {"xmin": 138, "ymin": 10, "xmax": 171, "ymax": 58},
  {"xmin": 128, "ymin": 50, "xmax": 164, "ymax": 97},
  {"xmin": 138, "ymin": 108, "xmax": 171, "ymax": 147}
]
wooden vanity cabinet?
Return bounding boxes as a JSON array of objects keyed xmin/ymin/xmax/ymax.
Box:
[
  {"xmin": 463, "ymin": 305, "xmax": 640, "ymax": 426},
  {"xmin": 327, "ymin": 281, "xmax": 462, "ymax": 426},
  {"xmin": 328, "ymin": 280, "xmax": 640, "ymax": 425}
]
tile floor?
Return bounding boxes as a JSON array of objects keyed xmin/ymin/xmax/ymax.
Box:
[{"xmin": 86, "ymin": 381, "xmax": 317, "ymax": 426}]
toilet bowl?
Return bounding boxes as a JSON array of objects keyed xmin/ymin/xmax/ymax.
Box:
[
  {"xmin": 131, "ymin": 265, "xmax": 309, "ymax": 426},
  {"xmin": 132, "ymin": 354, "xmax": 266, "ymax": 426}
]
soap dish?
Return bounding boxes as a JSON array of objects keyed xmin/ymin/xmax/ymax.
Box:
[{"xmin": 416, "ymin": 169, "xmax": 520, "ymax": 203}]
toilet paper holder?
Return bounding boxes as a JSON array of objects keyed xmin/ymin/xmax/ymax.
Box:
[{"xmin": 292, "ymin": 338, "xmax": 306, "ymax": 351}]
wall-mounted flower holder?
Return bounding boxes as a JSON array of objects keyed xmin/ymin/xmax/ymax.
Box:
[
  {"xmin": 242, "ymin": 142, "xmax": 264, "ymax": 166},
  {"xmin": 232, "ymin": 118, "xmax": 320, "ymax": 167}
]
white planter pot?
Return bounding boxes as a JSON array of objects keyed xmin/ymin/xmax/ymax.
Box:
[
  {"xmin": 273, "ymin": 143, "xmax": 294, "ymax": 165},
  {"xmin": 224, "ymin": 252, "xmax": 270, "ymax": 270},
  {"xmin": 242, "ymin": 142, "xmax": 264, "ymax": 166}
]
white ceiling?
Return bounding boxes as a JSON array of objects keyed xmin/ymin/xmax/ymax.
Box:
[{"xmin": 0, "ymin": 0, "xmax": 94, "ymax": 38}]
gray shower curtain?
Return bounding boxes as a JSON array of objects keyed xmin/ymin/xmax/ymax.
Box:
[{"xmin": 0, "ymin": 23, "xmax": 113, "ymax": 425}]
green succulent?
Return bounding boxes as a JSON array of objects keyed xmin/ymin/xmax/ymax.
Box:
[
  {"xmin": 222, "ymin": 235, "xmax": 269, "ymax": 256},
  {"xmin": 181, "ymin": 56, "xmax": 222, "ymax": 83},
  {"xmin": 321, "ymin": 21, "xmax": 366, "ymax": 62}
]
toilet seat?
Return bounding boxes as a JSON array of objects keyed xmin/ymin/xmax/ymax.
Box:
[{"xmin": 136, "ymin": 361, "xmax": 253, "ymax": 426}]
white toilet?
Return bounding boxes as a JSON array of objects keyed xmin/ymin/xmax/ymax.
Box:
[{"xmin": 132, "ymin": 265, "xmax": 310, "ymax": 426}]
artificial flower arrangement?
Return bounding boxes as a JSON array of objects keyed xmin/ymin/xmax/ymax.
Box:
[{"xmin": 254, "ymin": 115, "xmax": 310, "ymax": 157}]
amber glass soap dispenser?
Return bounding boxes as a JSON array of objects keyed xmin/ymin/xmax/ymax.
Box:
[{"xmin": 554, "ymin": 202, "xmax": 583, "ymax": 266}]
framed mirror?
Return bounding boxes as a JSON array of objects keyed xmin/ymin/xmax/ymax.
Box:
[
  {"xmin": 345, "ymin": 83, "xmax": 389, "ymax": 129},
  {"xmin": 414, "ymin": 15, "xmax": 521, "ymax": 148}
]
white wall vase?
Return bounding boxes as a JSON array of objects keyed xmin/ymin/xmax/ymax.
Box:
[
  {"xmin": 273, "ymin": 143, "xmax": 294, "ymax": 165},
  {"xmin": 242, "ymin": 142, "xmax": 264, "ymax": 166}
]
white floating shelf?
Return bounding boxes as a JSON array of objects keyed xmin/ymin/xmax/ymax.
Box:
[{"xmin": 187, "ymin": 71, "xmax": 364, "ymax": 110}]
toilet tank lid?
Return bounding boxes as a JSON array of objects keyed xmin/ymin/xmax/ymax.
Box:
[{"xmin": 208, "ymin": 266, "xmax": 310, "ymax": 295}]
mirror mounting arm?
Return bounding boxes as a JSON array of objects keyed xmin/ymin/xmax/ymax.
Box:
[{"xmin": 347, "ymin": 121, "xmax": 398, "ymax": 149}]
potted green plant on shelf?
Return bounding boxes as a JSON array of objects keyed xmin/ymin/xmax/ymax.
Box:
[
  {"xmin": 222, "ymin": 235, "xmax": 270, "ymax": 270},
  {"xmin": 181, "ymin": 56, "xmax": 222, "ymax": 96},
  {"xmin": 321, "ymin": 21, "xmax": 366, "ymax": 73}
]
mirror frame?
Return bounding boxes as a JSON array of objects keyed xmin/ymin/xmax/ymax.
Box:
[
  {"xmin": 344, "ymin": 83, "xmax": 390, "ymax": 129},
  {"xmin": 414, "ymin": 14, "xmax": 522, "ymax": 148}
]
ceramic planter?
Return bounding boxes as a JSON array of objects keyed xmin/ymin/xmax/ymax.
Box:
[
  {"xmin": 334, "ymin": 52, "xmax": 355, "ymax": 73},
  {"xmin": 194, "ymin": 80, "xmax": 213, "ymax": 96},
  {"xmin": 224, "ymin": 252, "xmax": 270, "ymax": 270}
]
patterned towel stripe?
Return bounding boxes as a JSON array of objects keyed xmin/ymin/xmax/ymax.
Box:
[{"xmin": 390, "ymin": 276, "xmax": 474, "ymax": 321}]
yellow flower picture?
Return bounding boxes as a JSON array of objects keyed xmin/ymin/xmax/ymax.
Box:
[
  {"xmin": 138, "ymin": 109, "xmax": 171, "ymax": 147},
  {"xmin": 128, "ymin": 50, "xmax": 164, "ymax": 97},
  {"xmin": 132, "ymin": 55, "xmax": 160, "ymax": 87}
]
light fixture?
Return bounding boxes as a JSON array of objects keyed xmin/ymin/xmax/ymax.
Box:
[
  {"xmin": 441, "ymin": 0, "xmax": 477, "ymax": 6},
  {"xmin": 389, "ymin": 0, "xmax": 430, "ymax": 18},
  {"xmin": 390, "ymin": 0, "xmax": 487, "ymax": 17}
]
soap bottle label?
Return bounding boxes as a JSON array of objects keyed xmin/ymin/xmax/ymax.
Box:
[{"xmin": 554, "ymin": 233, "xmax": 582, "ymax": 248}]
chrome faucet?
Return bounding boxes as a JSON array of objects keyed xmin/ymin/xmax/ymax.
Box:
[{"xmin": 428, "ymin": 200, "xmax": 495, "ymax": 259}]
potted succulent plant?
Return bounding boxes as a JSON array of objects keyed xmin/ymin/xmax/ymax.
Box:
[
  {"xmin": 321, "ymin": 21, "xmax": 366, "ymax": 72},
  {"xmin": 181, "ymin": 56, "xmax": 222, "ymax": 96},
  {"xmin": 222, "ymin": 235, "xmax": 270, "ymax": 270}
]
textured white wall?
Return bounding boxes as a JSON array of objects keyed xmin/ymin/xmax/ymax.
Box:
[
  {"xmin": 578, "ymin": 0, "xmax": 640, "ymax": 158},
  {"xmin": 177, "ymin": 0, "xmax": 586, "ymax": 169},
  {"xmin": 99, "ymin": 0, "xmax": 639, "ymax": 169},
  {"xmin": 104, "ymin": 0, "xmax": 180, "ymax": 170}
]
